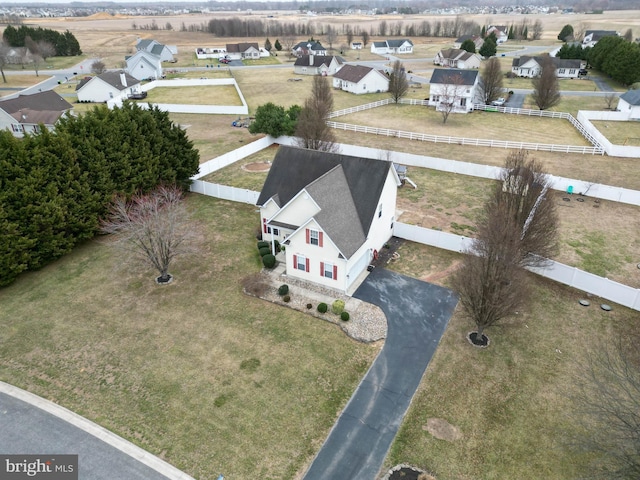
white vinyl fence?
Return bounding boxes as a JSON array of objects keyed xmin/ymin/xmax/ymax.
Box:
[
  {"xmin": 190, "ymin": 181, "xmax": 259, "ymax": 204},
  {"xmin": 195, "ymin": 136, "xmax": 277, "ymax": 178},
  {"xmin": 577, "ymin": 111, "xmax": 640, "ymax": 158},
  {"xmin": 393, "ymin": 223, "xmax": 640, "ymax": 311}
]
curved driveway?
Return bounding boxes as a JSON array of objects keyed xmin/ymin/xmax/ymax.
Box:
[{"xmin": 304, "ymin": 268, "xmax": 458, "ymax": 480}]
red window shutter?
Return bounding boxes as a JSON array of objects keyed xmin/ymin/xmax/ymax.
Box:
[
  {"xmin": 333, "ymin": 265, "xmax": 338, "ymax": 280},
  {"xmin": 305, "ymin": 258, "xmax": 310, "ymax": 272},
  {"xmin": 320, "ymin": 262, "xmax": 324, "ymax": 277},
  {"xmin": 293, "ymin": 255, "xmax": 298, "ymax": 269},
  {"xmin": 306, "ymin": 229, "xmax": 310, "ymax": 244},
  {"xmin": 319, "ymin": 231, "xmax": 323, "ymax": 247},
  {"xmin": 263, "ymin": 218, "xmax": 267, "ymax": 233}
]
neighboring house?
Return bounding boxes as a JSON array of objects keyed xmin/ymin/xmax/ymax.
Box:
[
  {"xmin": 486, "ymin": 25, "xmax": 508, "ymax": 43},
  {"xmin": 351, "ymin": 42, "xmax": 363, "ymax": 50},
  {"xmin": 293, "ymin": 55, "xmax": 344, "ymax": 76},
  {"xmin": 453, "ymin": 35, "xmax": 484, "ymax": 50},
  {"xmin": 293, "ymin": 41, "xmax": 327, "ymax": 57},
  {"xmin": 125, "ymin": 50, "xmax": 163, "ymax": 81},
  {"xmin": 332, "ymin": 64, "xmax": 389, "ymax": 94},
  {"xmin": 617, "ymin": 90, "xmax": 640, "ymax": 120},
  {"xmin": 257, "ymin": 146, "xmax": 401, "ymax": 293},
  {"xmin": 370, "ymin": 39, "xmax": 414, "ymax": 55},
  {"xmin": 195, "ymin": 47, "xmax": 227, "ymax": 59},
  {"xmin": 226, "ymin": 42, "xmax": 261, "ymax": 60},
  {"xmin": 5, "ymin": 47, "xmax": 27, "ymax": 65},
  {"xmin": 582, "ymin": 30, "xmax": 619, "ymax": 47},
  {"xmin": 511, "ymin": 56, "xmax": 584, "ymax": 78},
  {"xmin": 428, "ymin": 68, "xmax": 479, "ymax": 113},
  {"xmin": 136, "ymin": 39, "xmax": 176, "ymax": 62},
  {"xmin": 0, "ymin": 90, "xmax": 72, "ymax": 137},
  {"xmin": 76, "ymin": 71, "xmax": 142, "ymax": 103},
  {"xmin": 434, "ymin": 48, "xmax": 481, "ymax": 69}
]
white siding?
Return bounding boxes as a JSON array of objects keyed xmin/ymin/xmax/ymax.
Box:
[{"xmin": 271, "ymin": 192, "xmax": 320, "ymax": 227}]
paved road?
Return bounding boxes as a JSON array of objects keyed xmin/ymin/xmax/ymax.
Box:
[
  {"xmin": 0, "ymin": 384, "xmax": 194, "ymax": 480},
  {"xmin": 303, "ymin": 268, "xmax": 458, "ymax": 480}
]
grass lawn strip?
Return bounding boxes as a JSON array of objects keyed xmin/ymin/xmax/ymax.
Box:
[
  {"xmin": 590, "ymin": 120, "xmax": 640, "ymax": 146},
  {"xmin": 0, "ymin": 195, "xmax": 378, "ymax": 480}
]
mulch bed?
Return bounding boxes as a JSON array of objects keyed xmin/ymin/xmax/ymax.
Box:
[{"xmin": 371, "ymin": 236, "xmax": 404, "ymax": 268}]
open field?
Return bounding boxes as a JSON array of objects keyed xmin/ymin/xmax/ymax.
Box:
[
  {"xmin": 335, "ymin": 104, "xmax": 592, "ymax": 146},
  {"xmin": 0, "ymin": 75, "xmax": 45, "ymax": 98},
  {"xmin": 0, "ymin": 195, "xmax": 378, "ymax": 480}
]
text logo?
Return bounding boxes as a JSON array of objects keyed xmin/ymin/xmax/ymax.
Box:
[{"xmin": 0, "ymin": 455, "xmax": 77, "ymax": 479}]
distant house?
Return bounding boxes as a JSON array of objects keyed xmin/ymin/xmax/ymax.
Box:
[
  {"xmin": 226, "ymin": 42, "xmax": 261, "ymax": 60},
  {"xmin": 428, "ymin": 68, "xmax": 479, "ymax": 113},
  {"xmin": 257, "ymin": 146, "xmax": 401, "ymax": 293},
  {"xmin": 453, "ymin": 35, "xmax": 484, "ymax": 50},
  {"xmin": 195, "ymin": 47, "xmax": 227, "ymax": 59},
  {"xmin": 332, "ymin": 64, "xmax": 389, "ymax": 94},
  {"xmin": 582, "ymin": 30, "xmax": 619, "ymax": 48},
  {"xmin": 293, "ymin": 55, "xmax": 344, "ymax": 76},
  {"xmin": 125, "ymin": 50, "xmax": 163, "ymax": 81},
  {"xmin": 4, "ymin": 47, "xmax": 27, "ymax": 65},
  {"xmin": 76, "ymin": 71, "xmax": 142, "ymax": 103},
  {"xmin": 511, "ymin": 56, "xmax": 584, "ymax": 78},
  {"xmin": 370, "ymin": 39, "xmax": 414, "ymax": 55},
  {"xmin": 0, "ymin": 90, "xmax": 72, "ymax": 137},
  {"xmin": 351, "ymin": 42, "xmax": 363, "ymax": 50},
  {"xmin": 293, "ymin": 41, "xmax": 327, "ymax": 57},
  {"xmin": 136, "ymin": 39, "xmax": 177, "ymax": 62},
  {"xmin": 434, "ymin": 48, "xmax": 481, "ymax": 69},
  {"xmin": 486, "ymin": 25, "xmax": 508, "ymax": 43},
  {"xmin": 617, "ymin": 90, "xmax": 640, "ymax": 120}
]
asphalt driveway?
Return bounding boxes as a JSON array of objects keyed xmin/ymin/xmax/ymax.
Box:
[{"xmin": 303, "ymin": 268, "xmax": 458, "ymax": 480}]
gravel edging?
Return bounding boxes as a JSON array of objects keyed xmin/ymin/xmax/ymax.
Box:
[{"xmin": 244, "ymin": 270, "xmax": 387, "ymax": 343}]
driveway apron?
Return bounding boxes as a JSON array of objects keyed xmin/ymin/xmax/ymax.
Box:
[{"xmin": 303, "ymin": 268, "xmax": 458, "ymax": 480}]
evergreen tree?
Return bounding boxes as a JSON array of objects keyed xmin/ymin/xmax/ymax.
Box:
[
  {"xmin": 274, "ymin": 39, "xmax": 282, "ymax": 51},
  {"xmin": 460, "ymin": 39, "xmax": 476, "ymax": 53},
  {"xmin": 264, "ymin": 37, "xmax": 272, "ymax": 52},
  {"xmin": 479, "ymin": 37, "xmax": 497, "ymax": 58},
  {"xmin": 508, "ymin": 25, "xmax": 515, "ymax": 40},
  {"xmin": 558, "ymin": 24, "xmax": 574, "ymax": 42}
]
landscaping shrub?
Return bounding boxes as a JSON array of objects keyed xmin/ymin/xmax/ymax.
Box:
[
  {"xmin": 283, "ymin": 294, "xmax": 291, "ymax": 303},
  {"xmin": 306, "ymin": 303, "xmax": 313, "ymax": 309},
  {"xmin": 274, "ymin": 239, "xmax": 281, "ymax": 252},
  {"xmin": 278, "ymin": 284, "xmax": 289, "ymax": 296},
  {"xmin": 332, "ymin": 299, "xmax": 345, "ymax": 315},
  {"xmin": 257, "ymin": 241, "xmax": 269, "ymax": 249},
  {"xmin": 262, "ymin": 254, "xmax": 276, "ymax": 268},
  {"xmin": 341, "ymin": 311, "xmax": 350, "ymax": 321},
  {"xmin": 259, "ymin": 246, "xmax": 271, "ymax": 257},
  {"xmin": 317, "ymin": 303, "xmax": 328, "ymax": 313}
]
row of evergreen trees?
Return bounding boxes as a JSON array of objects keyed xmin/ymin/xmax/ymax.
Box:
[
  {"xmin": 0, "ymin": 103, "xmax": 200, "ymax": 287},
  {"xmin": 2, "ymin": 25, "xmax": 82, "ymax": 56}
]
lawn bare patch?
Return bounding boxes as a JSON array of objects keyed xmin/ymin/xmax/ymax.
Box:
[{"xmin": 144, "ymin": 85, "xmax": 242, "ymax": 105}]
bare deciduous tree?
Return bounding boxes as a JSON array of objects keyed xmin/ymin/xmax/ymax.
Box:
[
  {"xmin": 568, "ymin": 334, "xmax": 640, "ymax": 479},
  {"xmin": 388, "ymin": 60, "xmax": 408, "ymax": 103},
  {"xmin": 282, "ymin": 35, "xmax": 297, "ymax": 57},
  {"xmin": 100, "ymin": 185, "xmax": 193, "ymax": 283},
  {"xmin": 531, "ymin": 19, "xmax": 544, "ymax": 40},
  {"xmin": 623, "ymin": 28, "xmax": 633, "ymax": 42},
  {"xmin": 574, "ymin": 22, "xmax": 587, "ymax": 42},
  {"xmin": 480, "ymin": 57, "xmax": 504, "ymax": 105},
  {"xmin": 361, "ymin": 31, "xmax": 370, "ymax": 48},
  {"xmin": 295, "ymin": 75, "xmax": 338, "ymax": 152},
  {"xmin": 91, "ymin": 60, "xmax": 107, "ymax": 75},
  {"xmin": 436, "ymin": 73, "xmax": 467, "ymax": 124},
  {"xmin": 604, "ymin": 92, "xmax": 618, "ymax": 110},
  {"xmin": 532, "ymin": 55, "xmax": 561, "ymax": 110},
  {"xmin": 0, "ymin": 40, "xmax": 10, "ymax": 83},
  {"xmin": 325, "ymin": 25, "xmax": 336, "ymax": 53},
  {"xmin": 451, "ymin": 151, "xmax": 558, "ymax": 345},
  {"xmin": 346, "ymin": 27, "xmax": 354, "ymax": 47}
]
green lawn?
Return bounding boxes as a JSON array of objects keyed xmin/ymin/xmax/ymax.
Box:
[
  {"xmin": 144, "ymin": 85, "xmax": 243, "ymax": 106},
  {"xmin": 0, "ymin": 195, "xmax": 378, "ymax": 480}
]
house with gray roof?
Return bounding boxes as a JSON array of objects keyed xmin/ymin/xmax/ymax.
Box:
[
  {"xmin": 76, "ymin": 71, "xmax": 142, "ymax": 103},
  {"xmin": 293, "ymin": 41, "xmax": 327, "ymax": 57},
  {"xmin": 125, "ymin": 50, "xmax": 163, "ymax": 81},
  {"xmin": 454, "ymin": 35, "xmax": 484, "ymax": 50},
  {"xmin": 511, "ymin": 56, "xmax": 584, "ymax": 78},
  {"xmin": 294, "ymin": 55, "xmax": 344, "ymax": 76},
  {"xmin": 617, "ymin": 90, "xmax": 640, "ymax": 120},
  {"xmin": 257, "ymin": 146, "xmax": 400, "ymax": 293},
  {"xmin": 332, "ymin": 64, "xmax": 389, "ymax": 94},
  {"xmin": 428, "ymin": 68, "xmax": 479, "ymax": 113},
  {"xmin": 0, "ymin": 90, "xmax": 72, "ymax": 137},
  {"xmin": 434, "ymin": 48, "xmax": 481, "ymax": 69},
  {"xmin": 583, "ymin": 30, "xmax": 619, "ymax": 48},
  {"xmin": 136, "ymin": 38, "xmax": 177, "ymax": 62},
  {"xmin": 370, "ymin": 39, "xmax": 413, "ymax": 55},
  {"xmin": 226, "ymin": 42, "xmax": 261, "ymax": 60}
]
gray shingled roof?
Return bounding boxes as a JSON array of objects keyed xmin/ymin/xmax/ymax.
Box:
[
  {"xmin": 0, "ymin": 90, "xmax": 72, "ymax": 126},
  {"xmin": 620, "ymin": 89, "xmax": 640, "ymax": 106},
  {"xmin": 386, "ymin": 39, "xmax": 413, "ymax": 47},
  {"xmin": 226, "ymin": 42, "xmax": 259, "ymax": 53},
  {"xmin": 293, "ymin": 55, "xmax": 343, "ymax": 68},
  {"xmin": 512, "ymin": 56, "xmax": 581, "ymax": 69},
  {"xmin": 585, "ymin": 30, "xmax": 618, "ymax": 40},
  {"xmin": 429, "ymin": 68, "xmax": 478, "ymax": 85},
  {"xmin": 77, "ymin": 71, "xmax": 140, "ymax": 91},
  {"xmin": 136, "ymin": 39, "xmax": 156, "ymax": 50},
  {"xmin": 257, "ymin": 146, "xmax": 392, "ymax": 259},
  {"xmin": 293, "ymin": 41, "xmax": 324, "ymax": 51}
]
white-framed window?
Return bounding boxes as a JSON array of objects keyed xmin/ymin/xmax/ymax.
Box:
[
  {"xmin": 11, "ymin": 124, "xmax": 24, "ymax": 133},
  {"xmin": 559, "ymin": 68, "xmax": 566, "ymax": 74},
  {"xmin": 569, "ymin": 69, "xmax": 576, "ymax": 74},
  {"xmin": 323, "ymin": 262, "xmax": 334, "ymax": 279},
  {"xmin": 295, "ymin": 255, "xmax": 307, "ymax": 271},
  {"xmin": 309, "ymin": 229, "xmax": 319, "ymax": 246},
  {"xmin": 460, "ymin": 98, "xmax": 467, "ymax": 107},
  {"xmin": 266, "ymin": 226, "xmax": 279, "ymax": 236}
]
